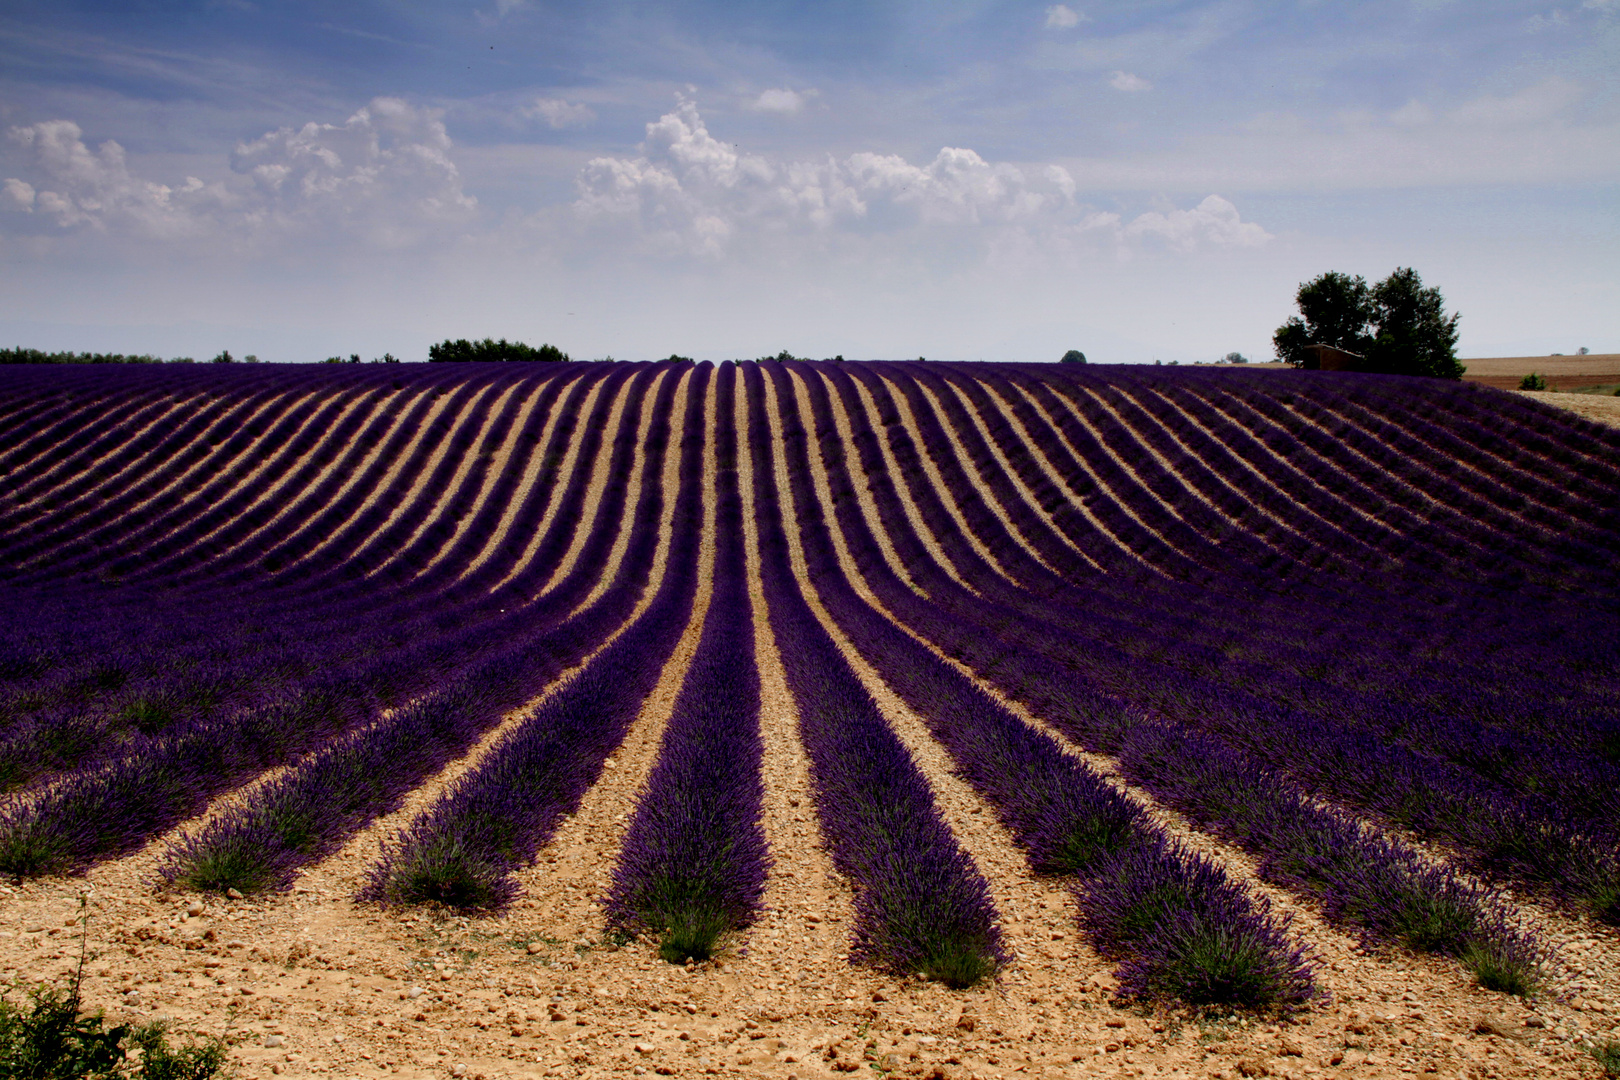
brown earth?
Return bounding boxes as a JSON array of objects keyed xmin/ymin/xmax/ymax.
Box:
[
  {"xmin": 1461, "ymin": 354, "xmax": 1620, "ymax": 392},
  {"xmin": 1515, "ymin": 390, "xmax": 1620, "ymax": 430}
]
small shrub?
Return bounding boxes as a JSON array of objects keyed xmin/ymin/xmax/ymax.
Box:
[
  {"xmin": 368, "ymin": 833, "xmax": 514, "ymax": 909},
  {"xmin": 1590, "ymin": 1039, "xmax": 1620, "ymax": 1077},
  {"xmin": 1458, "ymin": 937, "xmax": 1542, "ymax": 997},
  {"xmin": 653, "ymin": 905, "xmax": 733, "ymax": 965},
  {"xmin": 0, "ymin": 983, "xmax": 128, "ymax": 1079},
  {"xmin": 1122, "ymin": 910, "xmax": 1317, "ymax": 1010},
  {"xmin": 1518, "ymin": 372, "xmax": 1548, "ymax": 390},
  {"xmin": 0, "ymin": 900, "xmax": 227, "ymax": 1080}
]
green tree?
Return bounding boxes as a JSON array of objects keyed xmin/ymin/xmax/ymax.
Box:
[
  {"xmin": 1366, "ymin": 267, "xmax": 1463, "ymax": 379},
  {"xmin": 1272, "ymin": 271, "xmax": 1374, "ymax": 366},
  {"xmin": 428, "ymin": 338, "xmax": 570, "ymax": 362},
  {"xmin": 1060, "ymin": 350, "xmax": 1087, "ymax": 364},
  {"xmin": 1273, "ymin": 268, "xmax": 1462, "ymax": 379}
]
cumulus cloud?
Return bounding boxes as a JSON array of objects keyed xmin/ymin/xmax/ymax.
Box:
[
  {"xmin": 522, "ymin": 97, "xmax": 596, "ymax": 129},
  {"xmin": 1109, "ymin": 70, "xmax": 1152, "ymax": 92},
  {"xmin": 1045, "ymin": 5, "xmax": 1083, "ymax": 29},
  {"xmin": 230, "ymin": 97, "xmax": 476, "ymax": 243},
  {"xmin": 3, "ymin": 120, "xmax": 228, "ymax": 236},
  {"xmin": 750, "ymin": 88, "xmax": 814, "ymax": 114},
  {"xmin": 3, "ymin": 98, "xmax": 475, "ymax": 247},
  {"xmin": 2, "ymin": 178, "xmax": 38, "ymax": 211},
  {"xmin": 573, "ymin": 99, "xmax": 1265, "ymax": 257},
  {"xmin": 1124, "ymin": 195, "xmax": 1271, "ymax": 251}
]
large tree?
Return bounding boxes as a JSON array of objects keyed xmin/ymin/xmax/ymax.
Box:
[{"xmin": 1274, "ymin": 268, "xmax": 1462, "ymax": 379}]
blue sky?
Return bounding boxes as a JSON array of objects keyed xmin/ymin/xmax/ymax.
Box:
[{"xmin": 1, "ymin": 0, "xmax": 1615, "ymax": 363}]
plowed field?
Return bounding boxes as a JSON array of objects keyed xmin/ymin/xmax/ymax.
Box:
[{"xmin": 1, "ymin": 360, "xmax": 1617, "ymax": 1080}]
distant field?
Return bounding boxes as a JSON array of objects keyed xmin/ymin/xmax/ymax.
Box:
[{"xmin": 1461, "ymin": 352, "xmax": 1620, "ymax": 390}]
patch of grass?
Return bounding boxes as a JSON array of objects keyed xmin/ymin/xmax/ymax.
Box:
[{"xmin": 1589, "ymin": 1039, "xmax": 1620, "ymax": 1078}]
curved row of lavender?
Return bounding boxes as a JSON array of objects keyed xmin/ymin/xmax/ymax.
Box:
[
  {"xmin": 755, "ymin": 360, "xmax": 1318, "ymax": 1008},
  {"xmin": 0, "ymin": 357, "xmax": 1614, "ymax": 1007},
  {"xmin": 787, "ymin": 360, "xmax": 1550, "ymax": 995},
  {"xmin": 742, "ymin": 361, "xmax": 1007, "ymax": 987},
  {"xmin": 0, "ymin": 362, "xmax": 676, "ymax": 875},
  {"xmin": 901, "ymin": 363, "xmax": 1619, "ymax": 924},
  {"xmin": 157, "ymin": 365, "xmax": 688, "ymax": 894},
  {"xmin": 603, "ymin": 362, "xmax": 769, "ymax": 963},
  {"xmin": 358, "ymin": 363, "xmax": 713, "ymax": 908}
]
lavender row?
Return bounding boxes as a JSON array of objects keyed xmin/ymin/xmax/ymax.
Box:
[
  {"xmin": 2, "ymin": 363, "xmax": 625, "ymax": 727},
  {"xmin": 2, "ymin": 367, "xmax": 437, "ymax": 580},
  {"xmin": 153, "ymin": 373, "xmax": 505, "ymax": 586},
  {"xmin": 995, "ymin": 368, "xmax": 1387, "ymax": 579},
  {"xmin": 1246, "ymin": 379, "xmax": 1618, "ymax": 567},
  {"xmin": 763, "ymin": 361, "xmax": 1317, "ymax": 1007},
  {"xmin": 0, "ymin": 363, "xmax": 621, "ymax": 745},
  {"xmin": 605, "ymin": 361, "xmax": 769, "ymax": 963},
  {"xmin": 154, "ymin": 367, "xmax": 689, "ymax": 895},
  {"xmin": 0, "ymin": 367, "xmax": 679, "ymax": 875},
  {"xmin": 864, "ymin": 384, "xmax": 1620, "ymax": 920},
  {"xmin": 797, "ymin": 367, "xmax": 1594, "ymax": 965},
  {"xmin": 360, "ymin": 363, "xmax": 713, "ymax": 909},
  {"xmin": 893, "ymin": 367, "xmax": 1620, "ymax": 821},
  {"xmin": 1196, "ymin": 382, "xmax": 1586, "ymax": 582},
  {"xmin": 990, "ymin": 370, "xmax": 1620, "ymax": 797},
  {"xmin": 742, "ymin": 362, "xmax": 1005, "ymax": 987},
  {"xmin": 1, "ymin": 381, "xmax": 341, "ymax": 573},
  {"xmin": 1113, "ymin": 721, "xmax": 1548, "ymax": 993},
  {"xmin": 0, "ymin": 366, "xmax": 293, "ymax": 525},
  {"xmin": 936, "ymin": 364, "xmax": 1247, "ymax": 579},
  {"xmin": 800, "ymin": 363, "xmax": 1554, "ymax": 992}
]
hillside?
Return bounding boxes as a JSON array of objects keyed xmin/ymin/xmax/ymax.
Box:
[{"xmin": 1, "ymin": 360, "xmax": 1617, "ymax": 1080}]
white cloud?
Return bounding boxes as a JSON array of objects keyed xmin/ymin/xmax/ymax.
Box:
[
  {"xmin": 3, "ymin": 120, "xmax": 227, "ymax": 236},
  {"xmin": 3, "ymin": 98, "xmax": 475, "ymax": 247},
  {"xmin": 1109, "ymin": 70, "xmax": 1152, "ymax": 92},
  {"xmin": 2, "ymin": 178, "xmax": 37, "ymax": 211},
  {"xmin": 572, "ymin": 99, "xmax": 1262, "ymax": 257},
  {"xmin": 230, "ymin": 98, "xmax": 476, "ymax": 245},
  {"xmin": 1044, "ymin": 5, "xmax": 1083, "ymax": 29},
  {"xmin": 523, "ymin": 97, "xmax": 596, "ymax": 129},
  {"xmin": 1124, "ymin": 195, "xmax": 1272, "ymax": 251},
  {"xmin": 750, "ymin": 88, "xmax": 813, "ymax": 115}
]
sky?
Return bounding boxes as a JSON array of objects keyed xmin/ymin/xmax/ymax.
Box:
[{"xmin": 0, "ymin": 1, "xmax": 1616, "ymax": 364}]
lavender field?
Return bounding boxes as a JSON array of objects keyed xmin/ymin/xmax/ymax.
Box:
[{"xmin": 1, "ymin": 359, "xmax": 1617, "ymax": 1077}]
